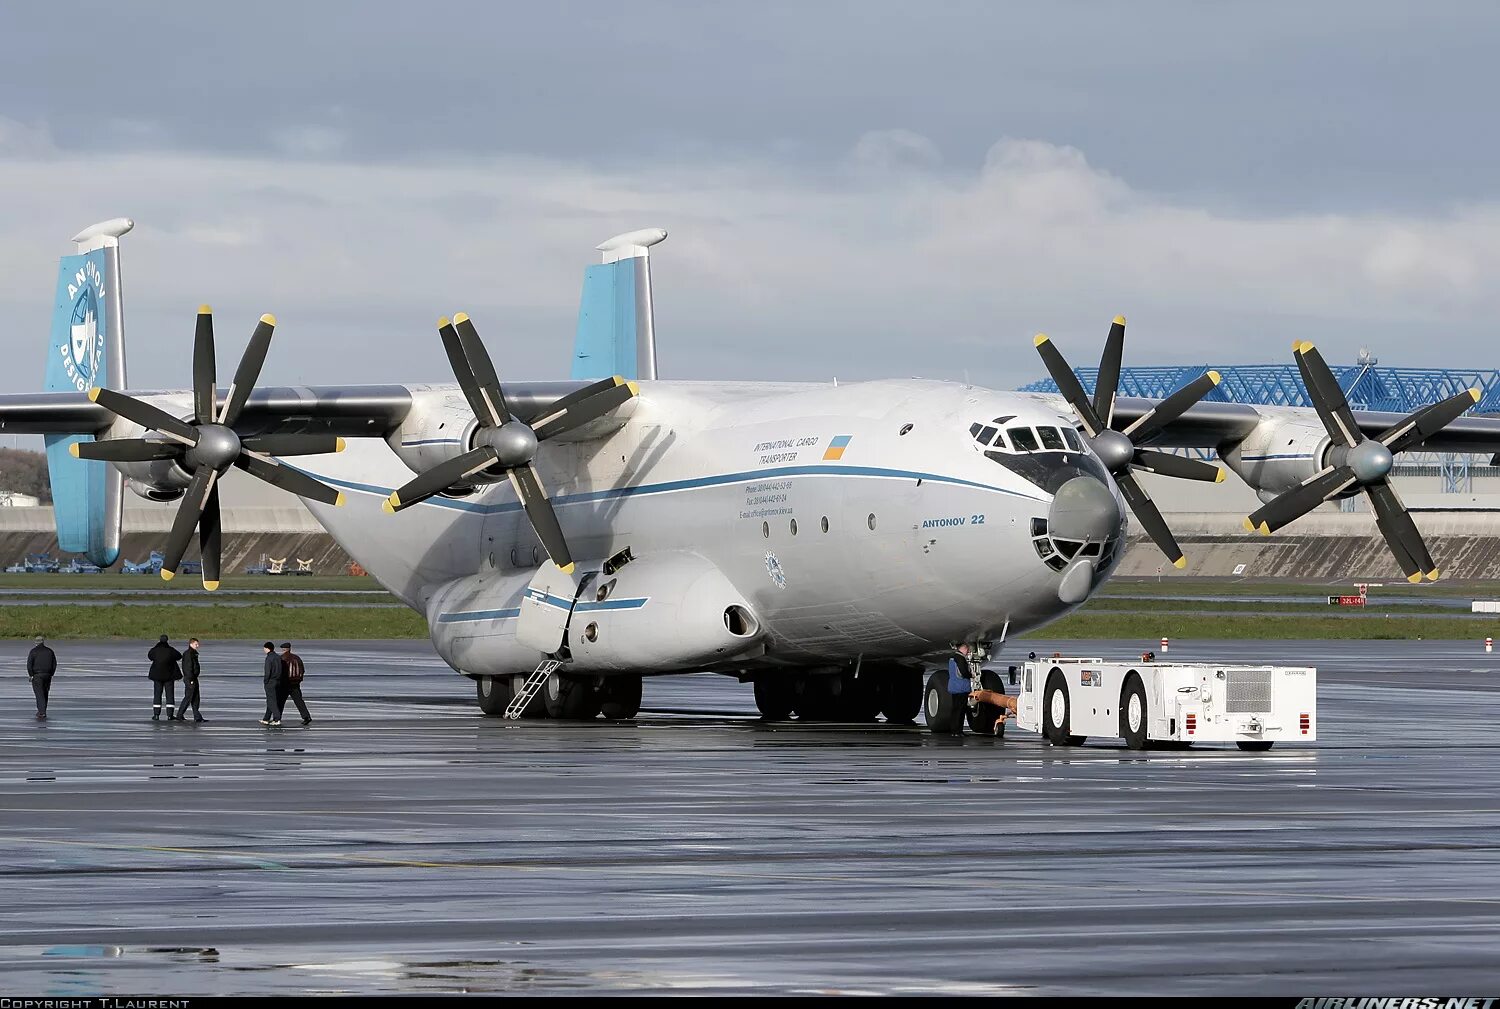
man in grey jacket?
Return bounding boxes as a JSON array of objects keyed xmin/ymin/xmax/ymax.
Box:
[
  {"xmin": 260, "ymin": 641, "xmax": 283, "ymax": 726},
  {"xmin": 27, "ymin": 635, "xmax": 56, "ymax": 720}
]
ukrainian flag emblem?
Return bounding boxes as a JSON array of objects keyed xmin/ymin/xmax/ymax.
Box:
[{"xmin": 823, "ymin": 434, "xmax": 852, "ymax": 461}]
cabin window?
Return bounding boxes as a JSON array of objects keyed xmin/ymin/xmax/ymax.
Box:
[
  {"xmin": 821, "ymin": 516, "xmax": 830, "ymax": 533},
  {"xmin": 762, "ymin": 521, "xmax": 770, "ymax": 539},
  {"xmin": 790, "ymin": 518, "xmax": 798, "ymax": 536},
  {"xmin": 867, "ymin": 513, "xmax": 877, "ymax": 530}
]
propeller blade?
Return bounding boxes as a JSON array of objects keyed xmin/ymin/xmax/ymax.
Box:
[
  {"xmin": 160, "ymin": 467, "xmax": 216, "ymax": 581},
  {"xmin": 1121, "ymin": 370, "xmax": 1221, "ymax": 444},
  {"xmin": 382, "ymin": 446, "xmax": 498, "ymax": 513},
  {"xmin": 1380, "ymin": 388, "xmax": 1481, "ymax": 455},
  {"xmin": 437, "ymin": 316, "xmax": 493, "ymax": 426},
  {"xmin": 1131, "ymin": 449, "xmax": 1225, "ymax": 483},
  {"xmin": 234, "ymin": 452, "xmax": 345, "ymax": 507},
  {"xmin": 1033, "ymin": 334, "xmax": 1105, "ymax": 436},
  {"xmin": 69, "ymin": 439, "xmax": 183, "ymax": 463},
  {"xmin": 1093, "ymin": 315, "xmax": 1125, "ymax": 428},
  {"xmin": 199, "ymin": 480, "xmax": 222, "ymax": 591},
  {"xmin": 1244, "ymin": 466, "xmax": 1357, "ymax": 535},
  {"xmin": 1115, "ymin": 470, "xmax": 1186, "ymax": 568},
  {"xmin": 218, "ymin": 314, "xmax": 275, "ymax": 427},
  {"xmin": 193, "ymin": 305, "xmax": 217, "ymax": 425},
  {"xmin": 452, "ymin": 313, "xmax": 511, "ymax": 427},
  {"xmin": 1294, "ymin": 341, "xmax": 1362, "ymax": 448},
  {"xmin": 1365, "ymin": 478, "xmax": 1438, "ymax": 582},
  {"xmin": 509, "ymin": 464, "xmax": 574, "ymax": 573},
  {"xmin": 239, "ymin": 434, "xmax": 346, "ymax": 457},
  {"xmin": 531, "ymin": 377, "xmax": 639, "ymax": 441},
  {"xmin": 88, "ymin": 387, "xmax": 199, "ymax": 446}
]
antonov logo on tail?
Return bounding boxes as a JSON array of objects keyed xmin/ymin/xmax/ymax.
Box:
[{"xmin": 61, "ymin": 259, "xmax": 105, "ymax": 391}]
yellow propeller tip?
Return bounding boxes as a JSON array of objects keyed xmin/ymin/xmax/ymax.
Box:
[
  {"xmin": 1426, "ymin": 569, "xmax": 1441, "ymax": 581},
  {"xmin": 203, "ymin": 580, "xmax": 219, "ymax": 592},
  {"xmin": 453, "ymin": 311, "xmax": 470, "ymax": 324},
  {"xmin": 67, "ymin": 443, "xmax": 80, "ymax": 458},
  {"xmin": 1207, "ymin": 370, "xmax": 1222, "ymax": 385},
  {"xmin": 335, "ymin": 437, "xmax": 346, "ymax": 452},
  {"xmin": 381, "ymin": 498, "xmax": 395, "ymax": 514},
  {"xmin": 1470, "ymin": 388, "xmax": 1482, "ymax": 403},
  {"xmin": 1173, "ymin": 556, "xmax": 1187, "ymax": 569},
  {"xmin": 198, "ymin": 304, "xmax": 212, "ymax": 314},
  {"xmin": 437, "ymin": 316, "xmax": 451, "ymax": 328},
  {"xmin": 1407, "ymin": 572, "xmax": 1423, "ymax": 584},
  {"xmin": 1258, "ymin": 522, "xmax": 1271, "ymax": 536},
  {"xmin": 1032, "ymin": 333, "xmax": 1049, "ymax": 346},
  {"xmin": 334, "ymin": 492, "xmax": 346, "ymax": 507},
  {"xmin": 1242, "ymin": 517, "xmax": 1255, "ymax": 532},
  {"xmin": 160, "ymin": 569, "xmax": 175, "ymax": 582},
  {"xmin": 1112, "ymin": 315, "xmax": 1126, "ymax": 326},
  {"xmin": 557, "ymin": 562, "xmax": 576, "ymax": 575},
  {"xmin": 86, "ymin": 387, "xmax": 102, "ymax": 402},
  {"xmin": 1290, "ymin": 338, "xmax": 1303, "ymax": 350},
  {"xmin": 260, "ymin": 313, "xmax": 276, "ymax": 326},
  {"xmin": 612, "ymin": 375, "xmax": 626, "ymax": 387},
  {"xmin": 627, "ymin": 381, "xmax": 641, "ymax": 396},
  {"xmin": 1300, "ymin": 340, "xmax": 1316, "ymax": 353},
  {"xmin": 1214, "ymin": 467, "xmax": 1226, "ymax": 483}
]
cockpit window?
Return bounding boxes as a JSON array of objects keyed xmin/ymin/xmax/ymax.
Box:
[
  {"xmin": 1038, "ymin": 427, "xmax": 1065, "ymax": 451},
  {"xmin": 1008, "ymin": 427, "xmax": 1040, "ymax": 452},
  {"xmin": 989, "ymin": 428, "xmax": 1009, "ymax": 451},
  {"xmin": 976, "ymin": 425, "xmax": 998, "ymax": 446},
  {"xmin": 1062, "ymin": 427, "xmax": 1084, "ymax": 452}
]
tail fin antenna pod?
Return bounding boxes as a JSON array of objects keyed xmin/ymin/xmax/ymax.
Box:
[
  {"xmin": 43, "ymin": 217, "xmax": 132, "ymax": 567},
  {"xmin": 571, "ymin": 228, "xmax": 666, "ymax": 382}
]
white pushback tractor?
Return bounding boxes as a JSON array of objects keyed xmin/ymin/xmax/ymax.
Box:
[{"xmin": 1013, "ymin": 657, "xmax": 1317, "ymax": 751}]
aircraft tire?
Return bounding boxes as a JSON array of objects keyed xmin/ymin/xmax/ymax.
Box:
[
  {"xmin": 753, "ymin": 676, "xmax": 796, "ymax": 720},
  {"xmin": 599, "ymin": 675, "xmax": 643, "ymax": 720},
  {"xmin": 842, "ymin": 668, "xmax": 882, "ymax": 722},
  {"xmin": 966, "ymin": 669, "xmax": 1006, "ymax": 737},
  {"xmin": 475, "ymin": 675, "xmax": 512, "ymax": 717},
  {"xmin": 1237, "ymin": 740, "xmax": 1275, "ymax": 752},
  {"xmin": 876, "ymin": 665, "xmax": 923, "ymax": 723},
  {"xmin": 923, "ymin": 671, "xmax": 964, "ymax": 735},
  {"xmin": 544, "ymin": 673, "xmax": 601, "ymax": 721},
  {"xmin": 1120, "ymin": 674, "xmax": 1149, "ymax": 750},
  {"xmin": 795, "ymin": 674, "xmax": 841, "ymax": 721}
]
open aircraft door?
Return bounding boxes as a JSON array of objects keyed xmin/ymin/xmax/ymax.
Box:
[{"xmin": 516, "ymin": 560, "xmax": 582, "ymax": 655}]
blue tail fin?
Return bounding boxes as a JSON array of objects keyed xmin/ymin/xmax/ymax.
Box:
[
  {"xmin": 571, "ymin": 228, "xmax": 666, "ymax": 381},
  {"xmin": 42, "ymin": 219, "xmax": 131, "ymax": 567}
]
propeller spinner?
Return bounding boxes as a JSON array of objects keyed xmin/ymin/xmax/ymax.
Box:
[
  {"xmin": 1243, "ymin": 340, "xmax": 1480, "ymax": 583},
  {"xmin": 1033, "ymin": 316, "xmax": 1225, "ymax": 568},
  {"xmin": 72, "ymin": 306, "xmax": 346, "ymax": 589},
  {"xmin": 382, "ymin": 313, "xmax": 640, "ymax": 575}
]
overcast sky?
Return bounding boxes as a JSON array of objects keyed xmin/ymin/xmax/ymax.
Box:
[{"xmin": 3, "ymin": 1, "xmax": 1499, "ymax": 393}]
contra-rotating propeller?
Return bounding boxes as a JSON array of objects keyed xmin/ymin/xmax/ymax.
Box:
[
  {"xmin": 1034, "ymin": 315, "xmax": 1224, "ymax": 568},
  {"xmin": 383, "ymin": 313, "xmax": 639, "ymax": 574},
  {"xmin": 1243, "ymin": 340, "xmax": 1480, "ymax": 583},
  {"xmin": 72, "ymin": 306, "xmax": 346, "ymax": 590}
]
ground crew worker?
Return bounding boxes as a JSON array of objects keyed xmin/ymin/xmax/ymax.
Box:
[
  {"xmin": 278, "ymin": 642, "xmax": 313, "ymax": 726},
  {"xmin": 260, "ymin": 641, "xmax": 282, "ymax": 726},
  {"xmin": 147, "ymin": 634, "xmax": 183, "ymax": 721},
  {"xmin": 27, "ymin": 634, "xmax": 56, "ymax": 720},
  {"xmin": 174, "ymin": 638, "xmax": 206, "ymax": 722}
]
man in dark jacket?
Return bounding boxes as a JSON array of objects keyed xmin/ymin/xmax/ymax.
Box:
[
  {"xmin": 174, "ymin": 638, "xmax": 206, "ymax": 723},
  {"xmin": 147, "ymin": 634, "xmax": 183, "ymax": 721},
  {"xmin": 260, "ymin": 641, "xmax": 282, "ymax": 726},
  {"xmin": 27, "ymin": 635, "xmax": 56, "ymax": 720},
  {"xmin": 278, "ymin": 642, "xmax": 312, "ymax": 726}
]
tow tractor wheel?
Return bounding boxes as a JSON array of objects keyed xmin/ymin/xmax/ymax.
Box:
[
  {"xmin": 966, "ymin": 669, "xmax": 1007, "ymax": 737},
  {"xmin": 1120, "ymin": 674, "xmax": 1148, "ymax": 750},
  {"xmin": 475, "ymin": 675, "xmax": 512, "ymax": 717},
  {"xmin": 1042, "ymin": 670, "xmax": 1086, "ymax": 746},
  {"xmin": 923, "ymin": 671, "xmax": 964, "ymax": 735},
  {"xmin": 753, "ymin": 676, "xmax": 796, "ymax": 721},
  {"xmin": 544, "ymin": 673, "xmax": 601, "ymax": 720},
  {"xmin": 599, "ymin": 675, "xmax": 643, "ymax": 720},
  {"xmin": 1237, "ymin": 740, "xmax": 1275, "ymax": 752},
  {"xmin": 877, "ymin": 665, "xmax": 923, "ymax": 724}
]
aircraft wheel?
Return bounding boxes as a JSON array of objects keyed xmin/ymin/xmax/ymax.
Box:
[
  {"xmin": 1237, "ymin": 740, "xmax": 1275, "ymax": 752},
  {"xmin": 876, "ymin": 665, "xmax": 923, "ymax": 723},
  {"xmin": 966, "ymin": 669, "xmax": 1006, "ymax": 737},
  {"xmin": 544, "ymin": 673, "xmax": 600, "ymax": 720},
  {"xmin": 1120, "ymin": 674, "xmax": 1149, "ymax": 750},
  {"xmin": 599, "ymin": 675, "xmax": 642, "ymax": 720},
  {"xmin": 475, "ymin": 675, "xmax": 512, "ymax": 717},
  {"xmin": 923, "ymin": 671, "xmax": 964, "ymax": 735},
  {"xmin": 753, "ymin": 676, "xmax": 796, "ymax": 720},
  {"xmin": 795, "ymin": 675, "xmax": 841, "ymax": 721},
  {"xmin": 841, "ymin": 668, "xmax": 882, "ymax": 722}
]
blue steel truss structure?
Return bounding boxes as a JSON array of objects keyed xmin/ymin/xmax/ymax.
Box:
[{"xmin": 1017, "ymin": 363, "xmax": 1500, "ymax": 492}]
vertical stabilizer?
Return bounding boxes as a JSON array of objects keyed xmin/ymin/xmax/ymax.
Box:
[
  {"xmin": 43, "ymin": 218, "xmax": 131, "ymax": 566},
  {"xmin": 571, "ymin": 228, "xmax": 666, "ymax": 381}
]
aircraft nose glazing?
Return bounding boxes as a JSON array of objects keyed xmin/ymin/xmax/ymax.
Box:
[{"xmin": 1048, "ymin": 475, "xmax": 1122, "ymax": 544}]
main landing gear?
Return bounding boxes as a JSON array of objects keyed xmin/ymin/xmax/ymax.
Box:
[
  {"xmin": 751, "ymin": 662, "xmax": 922, "ymax": 723},
  {"xmin": 473, "ymin": 673, "xmax": 642, "ymax": 721}
]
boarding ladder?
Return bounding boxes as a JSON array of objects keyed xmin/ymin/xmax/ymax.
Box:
[{"xmin": 505, "ymin": 659, "xmax": 562, "ymax": 719}]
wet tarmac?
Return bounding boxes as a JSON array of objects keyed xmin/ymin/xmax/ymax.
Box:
[{"xmin": 2, "ymin": 638, "xmax": 1499, "ymax": 995}]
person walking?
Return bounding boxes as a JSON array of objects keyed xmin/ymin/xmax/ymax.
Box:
[
  {"xmin": 174, "ymin": 638, "xmax": 206, "ymax": 723},
  {"xmin": 147, "ymin": 634, "xmax": 183, "ymax": 721},
  {"xmin": 260, "ymin": 641, "xmax": 282, "ymax": 726},
  {"xmin": 27, "ymin": 634, "xmax": 56, "ymax": 720},
  {"xmin": 278, "ymin": 642, "xmax": 312, "ymax": 726}
]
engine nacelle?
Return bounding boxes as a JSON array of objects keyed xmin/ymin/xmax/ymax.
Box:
[
  {"xmin": 385, "ymin": 388, "xmax": 494, "ymax": 486},
  {"xmin": 568, "ymin": 552, "xmax": 764, "ymax": 672},
  {"xmin": 1220, "ymin": 410, "xmax": 1330, "ymax": 502},
  {"xmin": 118, "ymin": 456, "xmax": 192, "ymax": 501}
]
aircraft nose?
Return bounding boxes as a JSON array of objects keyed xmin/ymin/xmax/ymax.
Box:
[{"xmin": 1048, "ymin": 476, "xmax": 1122, "ymax": 544}]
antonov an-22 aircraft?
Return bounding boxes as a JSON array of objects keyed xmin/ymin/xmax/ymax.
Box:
[{"xmin": 6, "ymin": 218, "xmax": 1500, "ymax": 729}]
